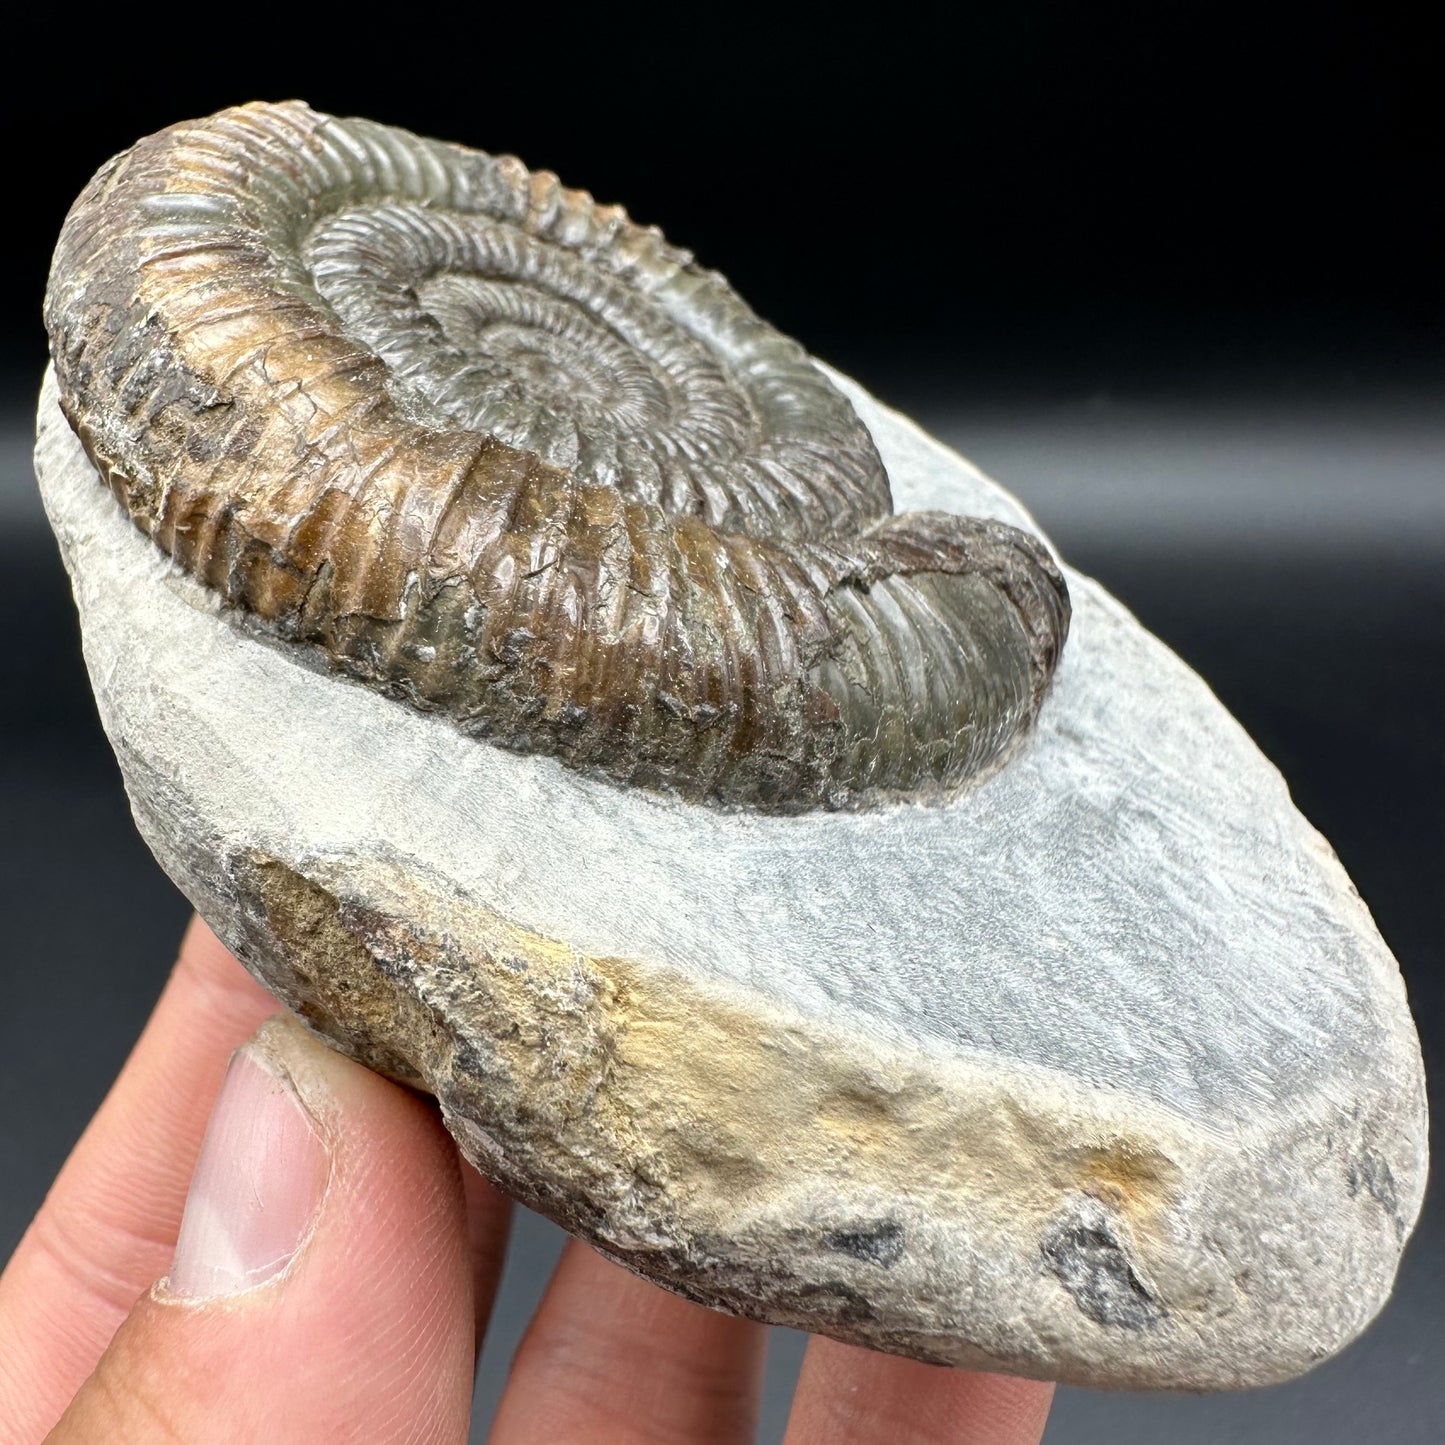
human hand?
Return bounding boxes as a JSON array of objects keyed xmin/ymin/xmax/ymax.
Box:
[{"xmin": 0, "ymin": 917, "xmax": 1055, "ymax": 1443}]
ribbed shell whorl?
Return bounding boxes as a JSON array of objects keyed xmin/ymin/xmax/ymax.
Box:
[{"xmin": 44, "ymin": 101, "xmax": 1069, "ymax": 810}]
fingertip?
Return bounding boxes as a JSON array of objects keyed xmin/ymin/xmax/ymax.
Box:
[
  {"xmin": 491, "ymin": 1240, "xmax": 767, "ymax": 1445},
  {"xmin": 48, "ymin": 1016, "xmax": 476, "ymax": 1444},
  {"xmin": 784, "ymin": 1337, "xmax": 1055, "ymax": 1445},
  {"xmin": 172, "ymin": 913, "xmax": 277, "ymax": 1016},
  {"xmin": 0, "ymin": 916, "xmax": 282, "ymax": 1437},
  {"xmin": 162, "ymin": 1035, "xmax": 330, "ymax": 1301},
  {"xmin": 460, "ymin": 1160, "xmax": 513, "ymax": 1355}
]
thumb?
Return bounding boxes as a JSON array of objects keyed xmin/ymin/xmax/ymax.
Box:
[{"xmin": 47, "ymin": 1014, "xmax": 475, "ymax": 1444}]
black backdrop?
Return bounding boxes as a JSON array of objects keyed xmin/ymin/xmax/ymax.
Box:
[
  {"xmin": 3, "ymin": 2, "xmax": 1439, "ymax": 393},
  {"xmin": 2, "ymin": 5, "xmax": 1440, "ymax": 1442}
]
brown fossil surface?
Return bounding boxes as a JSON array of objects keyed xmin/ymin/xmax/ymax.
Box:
[{"xmin": 44, "ymin": 100, "xmax": 1068, "ymax": 809}]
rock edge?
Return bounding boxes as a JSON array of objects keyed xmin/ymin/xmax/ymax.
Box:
[{"xmin": 35, "ymin": 366, "xmax": 1429, "ymax": 1390}]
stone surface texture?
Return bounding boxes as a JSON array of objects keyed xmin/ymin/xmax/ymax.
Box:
[{"xmin": 36, "ymin": 365, "xmax": 1428, "ymax": 1390}]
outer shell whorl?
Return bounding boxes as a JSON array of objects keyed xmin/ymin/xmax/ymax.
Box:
[{"xmin": 44, "ymin": 100, "xmax": 1070, "ymax": 809}]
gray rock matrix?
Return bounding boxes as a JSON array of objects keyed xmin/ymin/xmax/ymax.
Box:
[{"xmin": 36, "ymin": 366, "xmax": 1427, "ymax": 1389}]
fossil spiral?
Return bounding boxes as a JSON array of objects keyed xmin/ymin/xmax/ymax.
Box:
[{"xmin": 44, "ymin": 101, "xmax": 1069, "ymax": 809}]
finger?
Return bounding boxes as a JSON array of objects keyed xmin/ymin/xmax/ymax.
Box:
[
  {"xmin": 0, "ymin": 917, "xmax": 278, "ymax": 1437},
  {"xmin": 783, "ymin": 1338, "xmax": 1053, "ymax": 1445},
  {"xmin": 488, "ymin": 1239, "xmax": 767, "ymax": 1445},
  {"xmin": 461, "ymin": 1161, "xmax": 512, "ymax": 1356},
  {"xmin": 46, "ymin": 1013, "xmax": 475, "ymax": 1443}
]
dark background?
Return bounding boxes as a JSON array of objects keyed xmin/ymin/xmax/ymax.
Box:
[
  {"xmin": 2, "ymin": 4, "xmax": 1440, "ymax": 1440},
  {"xmin": 2, "ymin": 4, "xmax": 1440, "ymax": 399}
]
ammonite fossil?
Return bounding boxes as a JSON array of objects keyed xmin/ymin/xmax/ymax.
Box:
[
  {"xmin": 33, "ymin": 103, "xmax": 1430, "ymax": 1391},
  {"xmin": 44, "ymin": 101, "xmax": 1068, "ymax": 809}
]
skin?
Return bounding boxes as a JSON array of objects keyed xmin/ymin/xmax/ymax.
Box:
[{"xmin": 0, "ymin": 918, "xmax": 1055, "ymax": 1442}]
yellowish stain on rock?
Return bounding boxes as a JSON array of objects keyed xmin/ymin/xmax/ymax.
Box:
[{"xmin": 241, "ymin": 848, "xmax": 1189, "ymax": 1285}]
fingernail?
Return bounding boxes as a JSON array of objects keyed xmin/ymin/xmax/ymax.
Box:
[{"xmin": 167, "ymin": 1043, "xmax": 330, "ymax": 1300}]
